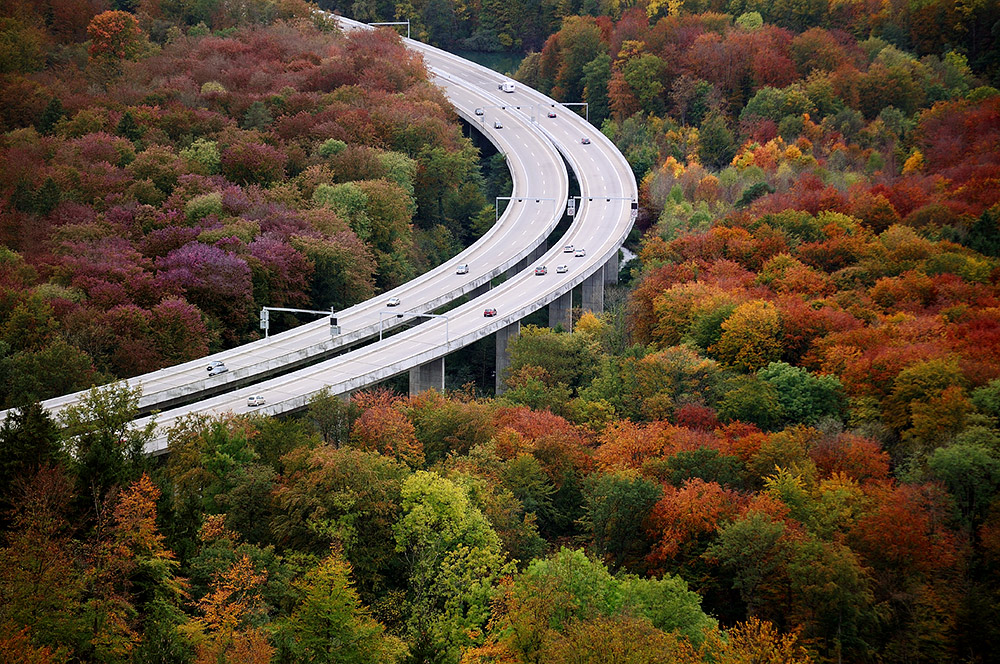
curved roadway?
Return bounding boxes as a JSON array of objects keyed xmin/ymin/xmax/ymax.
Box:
[
  {"xmin": 135, "ymin": 19, "xmax": 637, "ymax": 453},
  {"xmin": 4, "ymin": 29, "xmax": 569, "ymax": 420}
]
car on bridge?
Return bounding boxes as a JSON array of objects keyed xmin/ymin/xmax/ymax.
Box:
[
  {"xmin": 581, "ymin": 137, "xmax": 591, "ymax": 144},
  {"xmin": 456, "ymin": 264, "xmax": 469, "ymax": 274},
  {"xmin": 484, "ymin": 308, "xmax": 497, "ymax": 317},
  {"xmin": 386, "ymin": 297, "xmax": 401, "ymax": 307},
  {"xmin": 534, "ymin": 266, "xmax": 547, "ymax": 276},
  {"xmin": 547, "ymin": 110, "xmax": 557, "ymax": 118},
  {"xmin": 247, "ymin": 395, "xmax": 266, "ymax": 407},
  {"xmin": 556, "ymin": 264, "xmax": 568, "ymax": 273},
  {"xmin": 494, "ymin": 120, "xmax": 503, "ymax": 129},
  {"xmin": 207, "ymin": 361, "xmax": 228, "ymax": 376},
  {"xmin": 574, "ymin": 248, "xmax": 587, "ymax": 257}
]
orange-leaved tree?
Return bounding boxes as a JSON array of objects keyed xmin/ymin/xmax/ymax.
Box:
[
  {"xmin": 188, "ymin": 555, "xmax": 273, "ymax": 664},
  {"xmin": 87, "ymin": 11, "xmax": 144, "ymax": 60}
]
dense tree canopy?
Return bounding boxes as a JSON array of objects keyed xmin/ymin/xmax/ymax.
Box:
[{"xmin": 4, "ymin": 0, "xmax": 1000, "ymax": 663}]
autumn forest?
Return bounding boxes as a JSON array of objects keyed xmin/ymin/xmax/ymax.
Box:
[{"xmin": 2, "ymin": 0, "xmax": 1000, "ymax": 662}]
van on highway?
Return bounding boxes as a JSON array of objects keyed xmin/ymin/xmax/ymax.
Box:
[{"xmin": 499, "ymin": 81, "xmax": 515, "ymax": 93}]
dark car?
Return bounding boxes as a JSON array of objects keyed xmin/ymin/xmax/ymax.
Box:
[
  {"xmin": 484, "ymin": 308, "xmax": 498, "ymax": 317},
  {"xmin": 547, "ymin": 111, "xmax": 557, "ymax": 118}
]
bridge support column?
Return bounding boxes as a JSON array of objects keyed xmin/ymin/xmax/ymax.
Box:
[
  {"xmin": 495, "ymin": 320, "xmax": 520, "ymax": 394},
  {"xmin": 531, "ymin": 241, "xmax": 547, "ymax": 261},
  {"xmin": 409, "ymin": 357, "xmax": 444, "ymax": 396},
  {"xmin": 507, "ymin": 256, "xmax": 529, "ymax": 279},
  {"xmin": 604, "ymin": 250, "xmax": 619, "ymax": 285},
  {"xmin": 470, "ymin": 281, "xmax": 491, "ymax": 298},
  {"xmin": 506, "ymin": 243, "xmax": 547, "ymax": 279},
  {"xmin": 582, "ymin": 269, "xmax": 604, "ymax": 314},
  {"xmin": 549, "ymin": 291, "xmax": 572, "ymax": 331}
]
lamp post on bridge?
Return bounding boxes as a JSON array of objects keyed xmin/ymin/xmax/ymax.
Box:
[
  {"xmin": 495, "ymin": 196, "xmax": 558, "ymax": 222},
  {"xmin": 368, "ymin": 20, "xmax": 410, "ymax": 39},
  {"xmin": 260, "ymin": 306, "xmax": 339, "ymax": 338}
]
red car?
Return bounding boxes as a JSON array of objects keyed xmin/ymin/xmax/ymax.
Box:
[
  {"xmin": 484, "ymin": 308, "xmax": 498, "ymax": 317},
  {"xmin": 547, "ymin": 111, "xmax": 557, "ymax": 118}
]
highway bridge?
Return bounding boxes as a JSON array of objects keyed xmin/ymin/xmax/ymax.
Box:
[{"xmin": 11, "ymin": 16, "xmax": 637, "ymax": 453}]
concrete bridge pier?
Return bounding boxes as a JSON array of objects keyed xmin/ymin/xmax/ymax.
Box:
[
  {"xmin": 531, "ymin": 241, "xmax": 547, "ymax": 261},
  {"xmin": 506, "ymin": 242, "xmax": 547, "ymax": 279},
  {"xmin": 495, "ymin": 320, "xmax": 520, "ymax": 394},
  {"xmin": 549, "ymin": 291, "xmax": 572, "ymax": 331},
  {"xmin": 470, "ymin": 281, "xmax": 491, "ymax": 298},
  {"xmin": 507, "ymin": 256, "xmax": 529, "ymax": 279},
  {"xmin": 409, "ymin": 357, "xmax": 444, "ymax": 396},
  {"xmin": 604, "ymin": 250, "xmax": 619, "ymax": 285},
  {"xmin": 582, "ymin": 268, "xmax": 605, "ymax": 314}
]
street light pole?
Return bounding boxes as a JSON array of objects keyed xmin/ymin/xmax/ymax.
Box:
[
  {"xmin": 369, "ymin": 20, "xmax": 410, "ymax": 39},
  {"xmin": 495, "ymin": 196, "xmax": 557, "ymax": 222},
  {"xmin": 260, "ymin": 306, "xmax": 338, "ymax": 338},
  {"xmin": 561, "ymin": 102, "xmax": 589, "ymax": 123}
]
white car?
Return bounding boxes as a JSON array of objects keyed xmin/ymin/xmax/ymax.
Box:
[
  {"xmin": 474, "ymin": 108, "xmax": 484, "ymax": 116},
  {"xmin": 563, "ymin": 244, "xmax": 574, "ymax": 253},
  {"xmin": 456, "ymin": 264, "xmax": 469, "ymax": 274},
  {"xmin": 493, "ymin": 120, "xmax": 503, "ymax": 129},
  {"xmin": 247, "ymin": 395, "xmax": 266, "ymax": 407},
  {"xmin": 574, "ymin": 248, "xmax": 587, "ymax": 257},
  {"xmin": 556, "ymin": 264, "xmax": 568, "ymax": 273},
  {"xmin": 207, "ymin": 362, "xmax": 228, "ymax": 376},
  {"xmin": 387, "ymin": 297, "xmax": 401, "ymax": 307}
]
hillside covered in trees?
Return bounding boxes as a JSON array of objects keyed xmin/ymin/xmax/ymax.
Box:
[
  {"xmin": 3, "ymin": 0, "xmax": 1000, "ymax": 663},
  {"xmin": 0, "ymin": 1, "xmax": 498, "ymax": 408}
]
